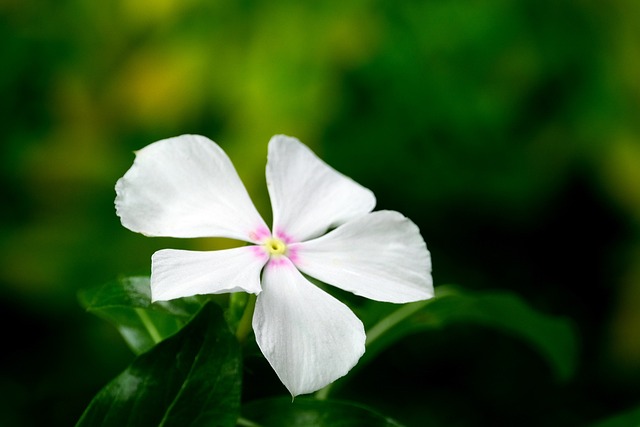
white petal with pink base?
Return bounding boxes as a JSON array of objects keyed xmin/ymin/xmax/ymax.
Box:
[{"xmin": 254, "ymin": 258, "xmax": 365, "ymax": 396}]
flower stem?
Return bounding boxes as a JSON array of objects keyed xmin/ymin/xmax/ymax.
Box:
[
  {"xmin": 365, "ymin": 300, "xmax": 431, "ymax": 347},
  {"xmin": 235, "ymin": 294, "xmax": 257, "ymax": 344},
  {"xmin": 236, "ymin": 416, "xmax": 262, "ymax": 427},
  {"xmin": 314, "ymin": 383, "xmax": 332, "ymax": 400},
  {"xmin": 135, "ymin": 308, "xmax": 162, "ymax": 344}
]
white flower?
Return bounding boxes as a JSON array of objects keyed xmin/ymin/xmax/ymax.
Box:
[{"xmin": 115, "ymin": 134, "xmax": 433, "ymax": 396}]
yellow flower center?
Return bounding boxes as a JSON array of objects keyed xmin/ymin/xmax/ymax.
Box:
[{"xmin": 264, "ymin": 237, "xmax": 287, "ymax": 256}]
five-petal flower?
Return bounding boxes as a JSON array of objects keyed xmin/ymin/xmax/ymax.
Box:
[{"xmin": 115, "ymin": 134, "xmax": 433, "ymax": 396}]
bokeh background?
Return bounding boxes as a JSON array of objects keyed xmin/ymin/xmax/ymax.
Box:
[{"xmin": 2, "ymin": 0, "xmax": 640, "ymax": 425}]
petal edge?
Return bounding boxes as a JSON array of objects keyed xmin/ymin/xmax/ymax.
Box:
[
  {"xmin": 116, "ymin": 134, "xmax": 267, "ymax": 241},
  {"xmin": 253, "ymin": 258, "xmax": 365, "ymax": 396},
  {"xmin": 151, "ymin": 246, "xmax": 267, "ymax": 302},
  {"xmin": 293, "ymin": 210, "xmax": 433, "ymax": 303},
  {"xmin": 266, "ymin": 135, "xmax": 375, "ymax": 242}
]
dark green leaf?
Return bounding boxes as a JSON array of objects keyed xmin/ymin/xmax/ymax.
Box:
[
  {"xmin": 78, "ymin": 276, "xmax": 205, "ymax": 354},
  {"xmin": 226, "ymin": 291, "xmax": 250, "ymax": 332},
  {"xmin": 364, "ymin": 285, "xmax": 578, "ymax": 381},
  {"xmin": 241, "ymin": 397, "xmax": 403, "ymax": 427},
  {"xmin": 590, "ymin": 405, "xmax": 640, "ymax": 427},
  {"xmin": 77, "ymin": 303, "xmax": 241, "ymax": 427}
]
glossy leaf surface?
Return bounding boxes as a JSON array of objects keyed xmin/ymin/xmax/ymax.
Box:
[
  {"xmin": 79, "ymin": 276, "xmax": 204, "ymax": 354},
  {"xmin": 363, "ymin": 286, "xmax": 578, "ymax": 381},
  {"xmin": 241, "ymin": 397, "xmax": 403, "ymax": 427},
  {"xmin": 77, "ymin": 303, "xmax": 241, "ymax": 427}
]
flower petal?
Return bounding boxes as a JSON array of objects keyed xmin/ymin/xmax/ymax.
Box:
[
  {"xmin": 292, "ymin": 210, "xmax": 433, "ymax": 303},
  {"xmin": 253, "ymin": 258, "xmax": 365, "ymax": 396},
  {"xmin": 266, "ymin": 135, "xmax": 376, "ymax": 242},
  {"xmin": 116, "ymin": 134, "xmax": 267, "ymax": 241},
  {"xmin": 150, "ymin": 246, "xmax": 268, "ymax": 302}
]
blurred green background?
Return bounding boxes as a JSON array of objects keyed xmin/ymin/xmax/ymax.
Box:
[{"xmin": 2, "ymin": 0, "xmax": 640, "ymax": 425}]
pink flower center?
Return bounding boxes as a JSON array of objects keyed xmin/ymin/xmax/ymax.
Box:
[
  {"xmin": 264, "ymin": 237, "xmax": 287, "ymax": 256},
  {"xmin": 250, "ymin": 227, "xmax": 300, "ymax": 266}
]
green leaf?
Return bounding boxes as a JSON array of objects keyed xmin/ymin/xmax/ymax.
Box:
[
  {"xmin": 590, "ymin": 406, "xmax": 640, "ymax": 427},
  {"xmin": 240, "ymin": 398, "xmax": 404, "ymax": 427},
  {"xmin": 77, "ymin": 303, "xmax": 241, "ymax": 427},
  {"xmin": 226, "ymin": 291, "xmax": 250, "ymax": 332},
  {"xmin": 364, "ymin": 285, "xmax": 578, "ymax": 381},
  {"xmin": 78, "ymin": 276, "xmax": 205, "ymax": 354}
]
